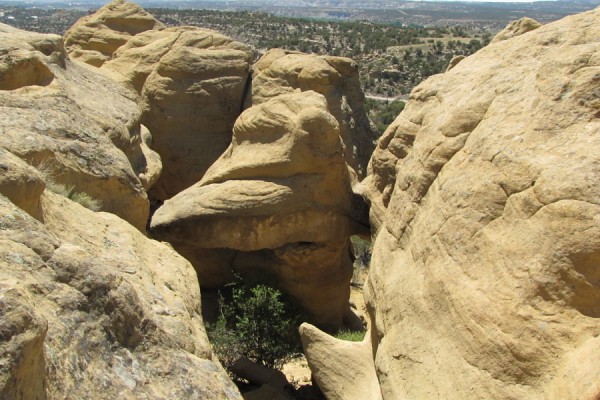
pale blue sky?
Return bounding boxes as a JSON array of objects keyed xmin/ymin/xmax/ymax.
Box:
[{"xmin": 418, "ymin": 0, "xmax": 556, "ymax": 2}]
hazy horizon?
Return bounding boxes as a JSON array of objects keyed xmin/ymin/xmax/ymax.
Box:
[{"xmin": 0, "ymin": 0, "xmax": 562, "ymax": 2}]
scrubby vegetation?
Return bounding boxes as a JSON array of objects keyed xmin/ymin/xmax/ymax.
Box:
[
  {"xmin": 365, "ymin": 99, "xmax": 405, "ymax": 134},
  {"xmin": 150, "ymin": 8, "xmax": 488, "ymax": 97},
  {"xmin": 207, "ymin": 281, "xmax": 302, "ymax": 370},
  {"xmin": 36, "ymin": 161, "xmax": 102, "ymax": 211},
  {"xmin": 1, "ymin": 6, "xmax": 488, "ymax": 99},
  {"xmin": 334, "ymin": 329, "xmax": 365, "ymax": 342}
]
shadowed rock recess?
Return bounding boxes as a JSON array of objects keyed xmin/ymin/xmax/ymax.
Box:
[
  {"xmin": 304, "ymin": 6, "xmax": 600, "ymax": 400},
  {"xmin": 149, "ymin": 47, "xmax": 373, "ymax": 328}
]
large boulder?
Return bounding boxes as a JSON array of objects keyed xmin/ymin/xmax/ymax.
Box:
[
  {"xmin": 0, "ymin": 168, "xmax": 242, "ymax": 398},
  {"xmin": 151, "ymin": 91, "xmax": 367, "ymax": 327},
  {"xmin": 300, "ymin": 323, "xmax": 382, "ymax": 400},
  {"xmin": 64, "ymin": 0, "xmax": 164, "ymax": 67},
  {"xmin": 140, "ymin": 28, "xmax": 254, "ymax": 200},
  {"xmin": 490, "ymin": 17, "xmax": 542, "ymax": 43},
  {"xmin": 0, "ymin": 23, "xmax": 155, "ymax": 230},
  {"xmin": 249, "ymin": 49, "xmax": 377, "ymax": 180},
  {"xmin": 65, "ymin": 1, "xmax": 255, "ymax": 201},
  {"xmin": 360, "ymin": 8, "xmax": 600, "ymax": 399}
]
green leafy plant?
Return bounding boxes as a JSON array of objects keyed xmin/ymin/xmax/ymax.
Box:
[
  {"xmin": 207, "ymin": 282, "xmax": 301, "ymax": 370},
  {"xmin": 334, "ymin": 329, "xmax": 365, "ymax": 342}
]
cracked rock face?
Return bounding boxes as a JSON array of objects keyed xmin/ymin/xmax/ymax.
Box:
[
  {"xmin": 363, "ymin": 8, "xmax": 600, "ymax": 400},
  {"xmin": 0, "ymin": 186, "xmax": 242, "ymax": 399},
  {"xmin": 0, "ymin": 23, "xmax": 153, "ymax": 231},
  {"xmin": 65, "ymin": 0, "xmax": 255, "ymax": 201}
]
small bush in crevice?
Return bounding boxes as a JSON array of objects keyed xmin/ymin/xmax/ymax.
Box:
[
  {"xmin": 351, "ymin": 235, "xmax": 372, "ymax": 287},
  {"xmin": 36, "ymin": 160, "xmax": 102, "ymax": 211},
  {"xmin": 334, "ymin": 329, "xmax": 365, "ymax": 342},
  {"xmin": 46, "ymin": 181, "xmax": 102, "ymax": 211},
  {"xmin": 207, "ymin": 281, "xmax": 302, "ymax": 370}
]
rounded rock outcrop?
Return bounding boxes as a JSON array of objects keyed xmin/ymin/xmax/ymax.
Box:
[
  {"xmin": 249, "ymin": 49, "xmax": 377, "ymax": 181},
  {"xmin": 64, "ymin": 0, "xmax": 164, "ymax": 67},
  {"xmin": 1, "ymin": 24, "xmax": 152, "ymax": 230},
  {"xmin": 151, "ymin": 91, "xmax": 367, "ymax": 327},
  {"xmin": 361, "ymin": 7, "xmax": 600, "ymax": 400},
  {"xmin": 65, "ymin": 1, "xmax": 255, "ymax": 201}
]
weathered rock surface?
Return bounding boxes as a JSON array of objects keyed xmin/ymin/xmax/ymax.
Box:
[
  {"xmin": 250, "ymin": 49, "xmax": 376, "ymax": 180},
  {"xmin": 64, "ymin": 0, "xmax": 164, "ymax": 67},
  {"xmin": 230, "ymin": 357, "xmax": 289, "ymax": 392},
  {"xmin": 0, "ymin": 149, "xmax": 46, "ymax": 220},
  {"xmin": 2, "ymin": 21, "xmax": 241, "ymax": 398},
  {"xmin": 0, "ymin": 186, "xmax": 242, "ymax": 398},
  {"xmin": 491, "ymin": 17, "xmax": 542, "ymax": 43},
  {"xmin": 151, "ymin": 91, "xmax": 367, "ymax": 327},
  {"xmin": 140, "ymin": 28, "xmax": 254, "ymax": 200},
  {"xmin": 242, "ymin": 384, "xmax": 287, "ymax": 400},
  {"xmin": 362, "ymin": 8, "xmax": 600, "ymax": 399},
  {"xmin": 300, "ymin": 323, "xmax": 381, "ymax": 400},
  {"xmin": 65, "ymin": 1, "xmax": 255, "ymax": 201},
  {"xmin": 0, "ymin": 23, "xmax": 155, "ymax": 230}
]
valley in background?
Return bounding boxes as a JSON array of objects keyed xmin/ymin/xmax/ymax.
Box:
[{"xmin": 2, "ymin": 0, "xmax": 598, "ymax": 134}]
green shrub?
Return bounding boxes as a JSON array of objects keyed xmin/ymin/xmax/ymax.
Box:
[
  {"xmin": 207, "ymin": 282, "xmax": 301, "ymax": 370},
  {"xmin": 69, "ymin": 191, "xmax": 102, "ymax": 211},
  {"xmin": 334, "ymin": 329, "xmax": 365, "ymax": 342},
  {"xmin": 206, "ymin": 316, "xmax": 246, "ymax": 371}
]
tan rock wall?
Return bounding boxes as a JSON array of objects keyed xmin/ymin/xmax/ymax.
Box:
[
  {"xmin": 64, "ymin": 1, "xmax": 255, "ymax": 201},
  {"xmin": 363, "ymin": 7, "xmax": 600, "ymax": 399},
  {"xmin": 0, "ymin": 188, "xmax": 242, "ymax": 399},
  {"xmin": 1, "ymin": 24, "xmax": 152, "ymax": 230}
]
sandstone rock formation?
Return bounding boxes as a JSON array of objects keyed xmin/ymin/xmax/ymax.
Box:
[
  {"xmin": 1, "ymin": 23, "xmax": 241, "ymax": 399},
  {"xmin": 64, "ymin": 0, "xmax": 164, "ymax": 67},
  {"xmin": 0, "ymin": 183, "xmax": 241, "ymax": 399},
  {"xmin": 140, "ymin": 29, "xmax": 254, "ymax": 200},
  {"xmin": 65, "ymin": 0, "xmax": 255, "ymax": 201},
  {"xmin": 300, "ymin": 323, "xmax": 381, "ymax": 400},
  {"xmin": 62, "ymin": 2, "xmax": 376, "ymax": 329},
  {"xmin": 491, "ymin": 17, "xmax": 542, "ymax": 43},
  {"xmin": 151, "ymin": 91, "xmax": 368, "ymax": 327},
  {"xmin": 359, "ymin": 8, "xmax": 600, "ymax": 399},
  {"xmin": 0, "ymin": 23, "xmax": 155, "ymax": 231},
  {"xmin": 249, "ymin": 49, "xmax": 376, "ymax": 180}
]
